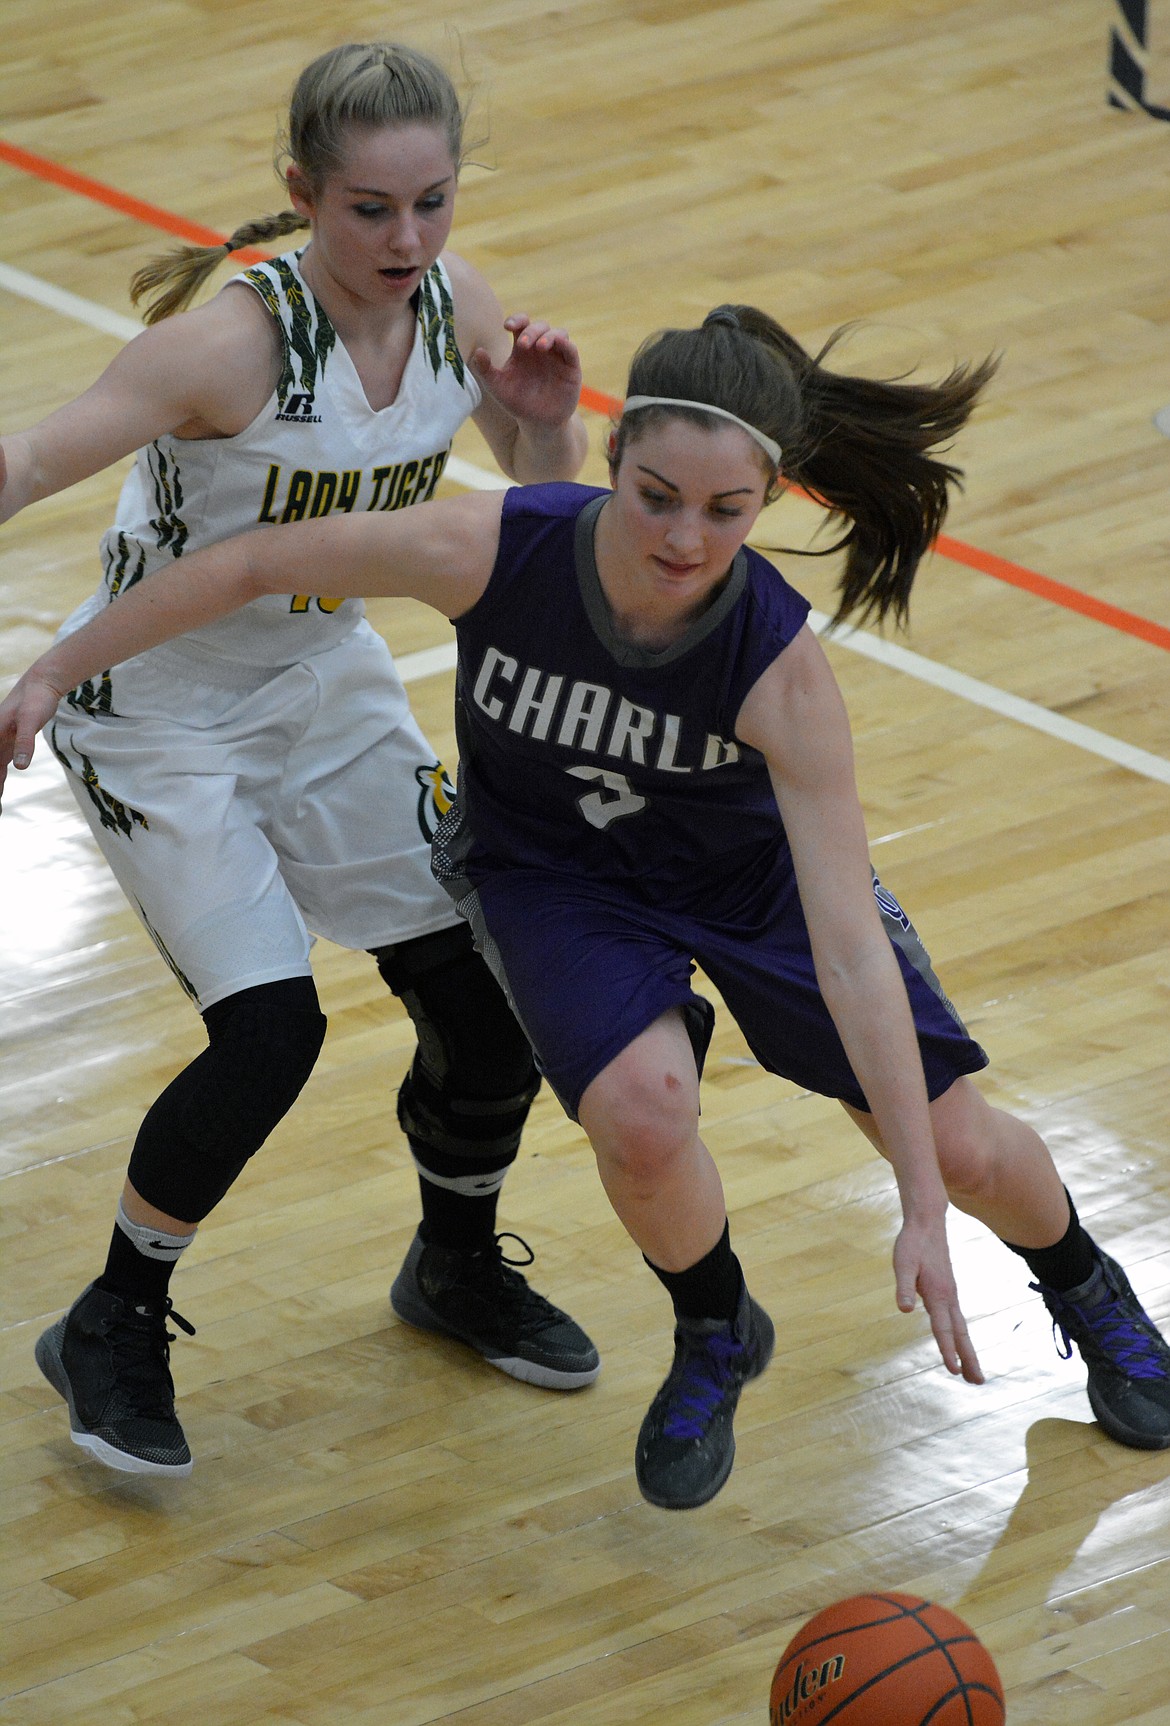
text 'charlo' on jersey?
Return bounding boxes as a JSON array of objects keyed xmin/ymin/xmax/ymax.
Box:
[{"xmin": 470, "ymin": 645, "xmax": 742, "ymax": 774}]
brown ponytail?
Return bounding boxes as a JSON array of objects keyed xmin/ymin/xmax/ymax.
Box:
[
  {"xmin": 618, "ymin": 306, "xmax": 997, "ymax": 627},
  {"xmin": 129, "ymin": 211, "xmax": 310, "ymax": 325}
]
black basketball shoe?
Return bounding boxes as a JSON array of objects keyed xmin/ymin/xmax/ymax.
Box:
[
  {"xmin": 636, "ymin": 1285, "xmax": 774, "ymax": 1510},
  {"xmin": 390, "ymin": 1229, "xmax": 600, "ymax": 1389},
  {"xmin": 1032, "ymin": 1248, "xmax": 1170, "ymax": 1449},
  {"xmin": 35, "ymin": 1283, "xmax": 195, "ymax": 1476}
]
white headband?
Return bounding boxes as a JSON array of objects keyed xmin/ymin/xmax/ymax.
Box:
[{"xmin": 621, "ymin": 395, "xmax": 782, "ymax": 467}]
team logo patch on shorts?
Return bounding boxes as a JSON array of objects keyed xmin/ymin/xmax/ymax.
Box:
[{"xmin": 415, "ymin": 761, "xmax": 456, "ymax": 841}]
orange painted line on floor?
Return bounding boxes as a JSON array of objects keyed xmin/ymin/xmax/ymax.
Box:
[
  {"xmin": 934, "ymin": 533, "xmax": 1170, "ymax": 650},
  {"xmin": 4, "ymin": 137, "xmax": 1169, "ymax": 653},
  {"xmin": 0, "ymin": 139, "xmax": 268, "ymax": 262},
  {"xmin": 579, "ymin": 384, "xmax": 619, "ymax": 416}
]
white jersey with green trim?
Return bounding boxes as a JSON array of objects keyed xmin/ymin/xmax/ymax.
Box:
[{"xmin": 70, "ymin": 250, "xmax": 480, "ymax": 668}]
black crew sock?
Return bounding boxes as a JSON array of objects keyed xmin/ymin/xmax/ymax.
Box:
[
  {"xmin": 417, "ymin": 1176, "xmax": 500, "ymax": 1255},
  {"xmin": 1003, "ymin": 1188, "xmax": 1097, "ymax": 1293},
  {"xmin": 95, "ymin": 1202, "xmax": 192, "ymax": 1306},
  {"xmin": 645, "ymin": 1219, "xmax": 744, "ymax": 1323}
]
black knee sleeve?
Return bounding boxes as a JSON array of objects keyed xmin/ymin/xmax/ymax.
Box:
[
  {"xmin": 372, "ymin": 923, "xmax": 538, "ymax": 1168},
  {"xmin": 127, "ymin": 976, "xmax": 327, "ymax": 1223}
]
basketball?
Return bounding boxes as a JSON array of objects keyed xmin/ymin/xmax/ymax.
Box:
[{"xmin": 769, "ymin": 1592, "xmax": 1005, "ymax": 1726}]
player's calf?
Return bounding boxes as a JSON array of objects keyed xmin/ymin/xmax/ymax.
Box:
[{"xmin": 374, "ymin": 924, "xmax": 600, "ymax": 1388}]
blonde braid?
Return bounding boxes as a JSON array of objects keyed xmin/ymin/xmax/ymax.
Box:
[{"xmin": 129, "ymin": 210, "xmax": 310, "ymax": 324}]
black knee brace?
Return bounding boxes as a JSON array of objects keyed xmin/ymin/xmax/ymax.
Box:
[
  {"xmin": 371, "ymin": 923, "xmax": 539, "ymax": 1173},
  {"xmin": 127, "ymin": 976, "xmax": 327, "ymax": 1222}
]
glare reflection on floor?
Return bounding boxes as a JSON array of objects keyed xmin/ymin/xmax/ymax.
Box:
[{"xmin": 0, "ymin": 749, "xmax": 123, "ymax": 965}]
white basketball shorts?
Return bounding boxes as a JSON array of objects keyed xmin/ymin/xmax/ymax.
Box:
[{"xmin": 48, "ymin": 620, "xmax": 462, "ymax": 1010}]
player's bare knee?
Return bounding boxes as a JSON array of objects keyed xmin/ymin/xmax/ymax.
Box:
[
  {"xmin": 583, "ymin": 1062, "xmax": 698, "ymax": 1188},
  {"xmin": 930, "ymin": 1080, "xmax": 999, "ymax": 1200},
  {"xmin": 604, "ymin": 1118, "xmax": 697, "ymax": 1193}
]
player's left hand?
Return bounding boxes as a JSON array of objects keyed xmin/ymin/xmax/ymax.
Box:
[
  {"xmin": 0, "ymin": 669, "xmax": 62, "ymax": 812},
  {"xmin": 469, "ymin": 315, "xmax": 583, "ymax": 429},
  {"xmin": 893, "ymin": 1215, "xmax": 984, "ymax": 1384}
]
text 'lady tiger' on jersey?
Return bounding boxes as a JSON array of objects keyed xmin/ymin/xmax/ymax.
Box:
[{"xmin": 256, "ymin": 448, "xmax": 451, "ymax": 523}]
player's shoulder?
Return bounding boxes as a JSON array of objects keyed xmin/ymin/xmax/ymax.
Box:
[
  {"xmin": 131, "ymin": 280, "xmax": 280, "ymax": 375},
  {"xmin": 470, "ymin": 485, "xmax": 603, "ymax": 616},
  {"xmin": 503, "ymin": 481, "xmax": 607, "ymax": 523},
  {"xmin": 742, "ymin": 542, "xmax": 809, "ymax": 611},
  {"xmin": 739, "ymin": 543, "xmax": 813, "ymax": 642},
  {"xmin": 438, "ymin": 248, "xmax": 482, "ymax": 300},
  {"xmin": 439, "ymin": 248, "xmax": 501, "ymax": 354},
  {"xmin": 109, "ymin": 281, "xmax": 282, "ymax": 435}
]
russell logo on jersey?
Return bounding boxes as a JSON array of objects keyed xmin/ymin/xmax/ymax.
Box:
[{"xmin": 275, "ymin": 392, "xmax": 322, "ymax": 424}]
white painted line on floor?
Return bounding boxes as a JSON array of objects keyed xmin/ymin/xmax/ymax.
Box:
[
  {"xmin": 398, "ymin": 620, "xmax": 1170, "ymax": 784},
  {"xmin": 807, "ymin": 612, "xmax": 1170, "ymax": 786},
  {"xmin": 0, "ymin": 261, "xmax": 142, "ymax": 341},
  {"xmin": 396, "ymin": 642, "xmax": 458, "ymax": 682},
  {"xmin": 444, "ymin": 455, "xmax": 508, "ymax": 492},
  {"xmin": 4, "ymin": 261, "xmax": 1169, "ymax": 787}
]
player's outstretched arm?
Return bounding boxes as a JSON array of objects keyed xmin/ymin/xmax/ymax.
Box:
[
  {"xmin": 0, "ymin": 290, "xmax": 277, "ymax": 526},
  {"xmin": 0, "ymin": 490, "xmax": 504, "ymax": 798},
  {"xmin": 738, "ymin": 627, "xmax": 984, "ymax": 1386}
]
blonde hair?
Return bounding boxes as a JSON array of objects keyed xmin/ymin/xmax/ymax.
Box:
[{"xmin": 130, "ymin": 43, "xmax": 469, "ymax": 325}]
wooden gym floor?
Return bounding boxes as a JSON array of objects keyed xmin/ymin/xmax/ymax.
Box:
[{"xmin": 2, "ymin": 1, "xmax": 1170, "ymax": 1720}]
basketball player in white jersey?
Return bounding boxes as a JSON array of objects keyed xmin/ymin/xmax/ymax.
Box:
[{"xmin": 0, "ymin": 43, "xmax": 599, "ymax": 1478}]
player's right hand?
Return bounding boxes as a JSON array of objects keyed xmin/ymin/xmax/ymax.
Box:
[
  {"xmin": 0, "ymin": 670, "xmax": 63, "ymax": 811},
  {"xmin": 893, "ymin": 1215, "xmax": 984, "ymax": 1385}
]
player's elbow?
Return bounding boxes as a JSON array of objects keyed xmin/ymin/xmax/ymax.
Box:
[{"xmin": 813, "ymin": 931, "xmax": 894, "ymax": 1012}]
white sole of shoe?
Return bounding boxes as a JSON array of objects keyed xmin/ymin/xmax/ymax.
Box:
[{"xmin": 70, "ymin": 1428, "xmax": 194, "ymax": 1477}]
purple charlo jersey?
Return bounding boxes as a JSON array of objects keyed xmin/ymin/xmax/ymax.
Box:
[{"xmin": 440, "ymin": 483, "xmax": 812, "ymax": 910}]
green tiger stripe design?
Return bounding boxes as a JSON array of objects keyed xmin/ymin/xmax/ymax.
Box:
[
  {"xmin": 134, "ymin": 897, "xmax": 199, "ymax": 1002},
  {"xmin": 417, "ymin": 270, "xmax": 440, "ymax": 379},
  {"xmin": 312, "ymin": 283, "xmax": 337, "ymax": 382},
  {"xmin": 243, "ymin": 269, "xmax": 281, "ymax": 321},
  {"xmin": 66, "ymin": 672, "xmax": 114, "ymax": 717},
  {"xmin": 104, "ymin": 530, "xmax": 146, "ymax": 598},
  {"xmin": 435, "ymin": 268, "xmax": 465, "ymax": 386},
  {"xmin": 49, "ymin": 724, "xmax": 149, "ymax": 840},
  {"xmin": 269, "ymin": 256, "xmax": 335, "ymax": 407},
  {"xmin": 148, "ymin": 443, "xmax": 189, "ymax": 559},
  {"xmin": 416, "ymin": 265, "xmax": 466, "ymax": 387},
  {"xmin": 417, "ymin": 265, "xmax": 448, "ymax": 384},
  {"xmin": 244, "ymin": 266, "xmax": 297, "ymax": 408}
]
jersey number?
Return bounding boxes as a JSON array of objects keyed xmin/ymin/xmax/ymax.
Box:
[
  {"xmin": 289, "ymin": 595, "xmax": 345, "ymax": 614},
  {"xmin": 566, "ymin": 766, "xmax": 647, "ymax": 830}
]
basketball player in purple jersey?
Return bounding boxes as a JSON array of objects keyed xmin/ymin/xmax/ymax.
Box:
[{"xmin": 5, "ymin": 305, "xmax": 1168, "ymax": 1509}]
